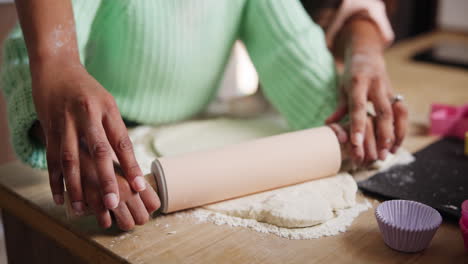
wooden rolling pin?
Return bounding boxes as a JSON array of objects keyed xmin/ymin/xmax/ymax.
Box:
[{"xmin": 65, "ymin": 126, "xmax": 341, "ymax": 217}]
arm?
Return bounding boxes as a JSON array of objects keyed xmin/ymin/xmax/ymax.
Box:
[
  {"xmin": 14, "ymin": 0, "xmax": 159, "ymax": 226},
  {"xmin": 304, "ymin": 0, "xmax": 407, "ymax": 166},
  {"xmin": 326, "ymin": 15, "xmax": 407, "ymax": 166},
  {"xmin": 15, "ymin": 0, "xmax": 118, "ymax": 212},
  {"xmin": 14, "ymin": 0, "xmax": 80, "ymax": 70},
  {"xmin": 331, "ymin": 14, "xmax": 385, "ymax": 63},
  {"xmin": 0, "ymin": 4, "xmax": 17, "ymax": 164},
  {"xmin": 240, "ymin": 0, "xmax": 338, "ymax": 131}
]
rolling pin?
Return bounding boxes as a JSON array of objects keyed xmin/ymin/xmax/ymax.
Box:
[{"xmin": 65, "ymin": 126, "xmax": 341, "ymax": 216}]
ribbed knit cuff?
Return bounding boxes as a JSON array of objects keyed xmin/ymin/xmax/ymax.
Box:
[
  {"xmin": 5, "ymin": 87, "xmax": 47, "ymax": 169},
  {"xmin": 1, "ymin": 35, "xmax": 47, "ymax": 169},
  {"xmin": 1, "ymin": 58, "xmax": 47, "ymax": 168}
]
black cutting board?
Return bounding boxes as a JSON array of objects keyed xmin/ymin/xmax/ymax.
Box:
[{"xmin": 358, "ymin": 138, "xmax": 468, "ymax": 219}]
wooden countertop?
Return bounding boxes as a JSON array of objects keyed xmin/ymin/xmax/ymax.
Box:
[{"xmin": 1, "ymin": 31, "xmax": 467, "ymax": 264}]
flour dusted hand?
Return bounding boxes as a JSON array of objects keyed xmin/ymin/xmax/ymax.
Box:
[
  {"xmin": 326, "ymin": 18, "xmax": 408, "ymax": 166},
  {"xmin": 32, "ymin": 63, "xmax": 148, "ymax": 214},
  {"xmin": 15, "ymin": 0, "xmax": 155, "ymax": 217}
]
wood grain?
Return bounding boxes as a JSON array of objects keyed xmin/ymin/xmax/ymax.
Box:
[
  {"xmin": 0, "ymin": 31, "xmax": 467, "ymax": 264},
  {"xmin": 3, "ymin": 211, "xmax": 86, "ymax": 264}
]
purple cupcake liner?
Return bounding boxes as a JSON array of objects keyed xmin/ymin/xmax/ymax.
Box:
[{"xmin": 375, "ymin": 200, "xmax": 442, "ymax": 253}]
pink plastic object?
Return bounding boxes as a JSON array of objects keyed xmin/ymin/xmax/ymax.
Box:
[
  {"xmin": 430, "ymin": 104, "xmax": 468, "ymax": 140},
  {"xmin": 376, "ymin": 200, "xmax": 442, "ymax": 253},
  {"xmin": 460, "ymin": 200, "xmax": 468, "ymax": 251}
]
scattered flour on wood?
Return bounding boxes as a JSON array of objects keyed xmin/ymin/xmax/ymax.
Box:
[{"xmin": 178, "ymin": 200, "xmax": 371, "ymax": 240}]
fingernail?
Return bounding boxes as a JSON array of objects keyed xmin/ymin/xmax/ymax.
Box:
[
  {"xmin": 354, "ymin": 149, "xmax": 362, "ymax": 159},
  {"xmin": 338, "ymin": 132, "xmax": 348, "ymax": 144},
  {"xmin": 379, "ymin": 149, "xmax": 388, "ymax": 160},
  {"xmin": 390, "ymin": 145, "xmax": 399, "ymax": 154},
  {"xmin": 72, "ymin": 201, "xmax": 85, "ymax": 216},
  {"xmin": 353, "ymin": 147, "xmax": 364, "ymax": 164},
  {"xmin": 53, "ymin": 194, "xmax": 64, "ymax": 205},
  {"xmin": 104, "ymin": 193, "xmax": 119, "ymax": 209},
  {"xmin": 133, "ymin": 176, "xmax": 146, "ymax": 191},
  {"xmin": 338, "ymin": 136, "xmax": 347, "ymax": 144},
  {"xmin": 353, "ymin": 132, "xmax": 364, "ymax": 146}
]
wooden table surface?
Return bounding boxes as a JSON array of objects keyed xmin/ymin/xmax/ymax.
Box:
[{"xmin": 1, "ymin": 31, "xmax": 468, "ymax": 264}]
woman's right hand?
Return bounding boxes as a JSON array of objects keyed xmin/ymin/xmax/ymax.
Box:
[{"xmin": 32, "ymin": 61, "xmax": 149, "ymax": 215}]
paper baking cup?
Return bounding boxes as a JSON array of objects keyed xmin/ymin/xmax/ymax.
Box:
[{"xmin": 375, "ymin": 200, "xmax": 442, "ymax": 253}]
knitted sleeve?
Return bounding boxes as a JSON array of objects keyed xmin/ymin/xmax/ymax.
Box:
[
  {"xmin": 0, "ymin": 0, "xmax": 101, "ymax": 168},
  {"xmin": 240, "ymin": 0, "xmax": 338, "ymax": 130}
]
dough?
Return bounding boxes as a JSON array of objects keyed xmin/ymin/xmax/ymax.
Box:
[
  {"xmin": 205, "ymin": 173, "xmax": 357, "ymax": 228},
  {"xmin": 129, "ymin": 117, "xmax": 286, "ymax": 174},
  {"xmin": 151, "ymin": 117, "xmax": 287, "ymax": 157}
]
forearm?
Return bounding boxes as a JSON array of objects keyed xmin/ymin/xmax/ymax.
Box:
[
  {"xmin": 332, "ymin": 15, "xmax": 386, "ymax": 62},
  {"xmin": 14, "ymin": 0, "xmax": 80, "ymax": 71}
]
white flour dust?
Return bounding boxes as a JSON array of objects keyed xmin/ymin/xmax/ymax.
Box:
[{"xmin": 178, "ymin": 200, "xmax": 371, "ymax": 240}]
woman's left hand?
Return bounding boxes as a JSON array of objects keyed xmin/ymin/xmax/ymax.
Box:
[{"xmin": 326, "ymin": 48, "xmax": 408, "ymax": 165}]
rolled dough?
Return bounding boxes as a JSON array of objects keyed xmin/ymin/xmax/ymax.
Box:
[
  {"xmin": 205, "ymin": 173, "xmax": 357, "ymax": 228},
  {"xmin": 151, "ymin": 117, "xmax": 287, "ymax": 157}
]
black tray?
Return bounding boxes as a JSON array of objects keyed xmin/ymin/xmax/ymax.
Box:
[{"xmin": 358, "ymin": 138, "xmax": 468, "ymax": 219}]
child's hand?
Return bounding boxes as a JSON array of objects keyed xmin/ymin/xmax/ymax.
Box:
[
  {"xmin": 80, "ymin": 145, "xmax": 160, "ymax": 230},
  {"xmin": 32, "ymin": 62, "xmax": 148, "ymax": 213},
  {"xmin": 328, "ymin": 115, "xmax": 379, "ymax": 167}
]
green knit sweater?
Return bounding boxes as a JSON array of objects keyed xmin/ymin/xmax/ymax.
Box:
[{"xmin": 1, "ymin": 0, "xmax": 337, "ymax": 169}]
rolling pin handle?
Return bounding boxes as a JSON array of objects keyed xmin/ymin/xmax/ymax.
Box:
[{"xmin": 150, "ymin": 159, "xmax": 169, "ymax": 214}]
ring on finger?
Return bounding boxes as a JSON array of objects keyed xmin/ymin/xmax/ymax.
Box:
[{"xmin": 390, "ymin": 94, "xmax": 404, "ymax": 104}]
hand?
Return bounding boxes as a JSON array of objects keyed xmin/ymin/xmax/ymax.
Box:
[
  {"xmin": 32, "ymin": 61, "xmax": 148, "ymax": 215},
  {"xmin": 80, "ymin": 146, "xmax": 160, "ymax": 230},
  {"xmin": 326, "ymin": 49, "xmax": 408, "ymax": 165},
  {"xmin": 329, "ymin": 116, "xmax": 379, "ymax": 166}
]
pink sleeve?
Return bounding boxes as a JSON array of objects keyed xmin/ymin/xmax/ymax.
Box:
[{"xmin": 326, "ymin": 0, "xmax": 395, "ymax": 48}]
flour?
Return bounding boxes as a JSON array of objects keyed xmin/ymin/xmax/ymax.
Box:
[
  {"xmin": 182, "ymin": 200, "xmax": 371, "ymax": 240},
  {"xmin": 370, "ymin": 149, "xmax": 415, "ymax": 171},
  {"xmin": 352, "ymin": 148, "xmax": 415, "ymax": 182}
]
